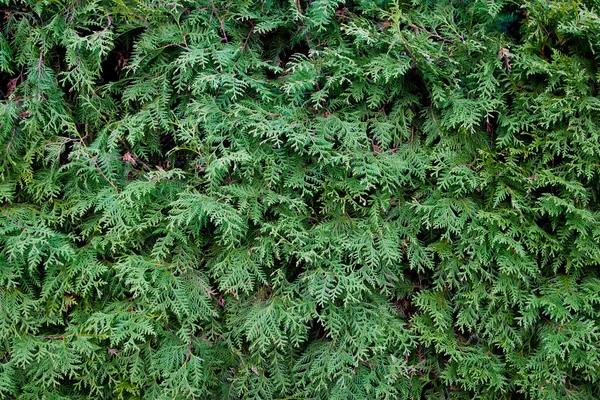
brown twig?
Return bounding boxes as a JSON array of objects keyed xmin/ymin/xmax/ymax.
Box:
[
  {"xmin": 43, "ymin": 335, "xmax": 65, "ymax": 340},
  {"xmin": 210, "ymin": 0, "xmax": 229, "ymax": 42},
  {"xmin": 1, "ymin": 209, "xmax": 25, "ymax": 230},
  {"xmin": 91, "ymin": 157, "xmax": 120, "ymax": 193},
  {"xmin": 241, "ymin": 21, "xmax": 254, "ymax": 52}
]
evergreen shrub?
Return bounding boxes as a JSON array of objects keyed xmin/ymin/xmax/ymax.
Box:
[{"xmin": 1, "ymin": 0, "xmax": 600, "ymax": 398}]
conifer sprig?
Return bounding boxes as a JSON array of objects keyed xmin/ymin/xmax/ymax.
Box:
[{"xmin": 1, "ymin": 0, "xmax": 600, "ymax": 398}]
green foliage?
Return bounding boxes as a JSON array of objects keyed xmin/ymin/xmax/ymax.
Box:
[{"xmin": 1, "ymin": 0, "xmax": 600, "ymax": 398}]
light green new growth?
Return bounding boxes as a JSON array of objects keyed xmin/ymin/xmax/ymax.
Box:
[{"xmin": 1, "ymin": 0, "xmax": 600, "ymax": 398}]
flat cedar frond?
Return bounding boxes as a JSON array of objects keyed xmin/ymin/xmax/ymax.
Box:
[{"xmin": 1, "ymin": 0, "xmax": 600, "ymax": 399}]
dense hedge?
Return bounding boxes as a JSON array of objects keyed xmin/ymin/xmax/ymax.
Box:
[{"xmin": 2, "ymin": 0, "xmax": 600, "ymax": 398}]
